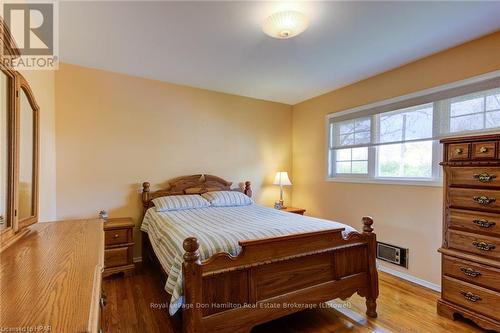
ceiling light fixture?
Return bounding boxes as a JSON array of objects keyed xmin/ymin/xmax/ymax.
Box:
[{"xmin": 262, "ymin": 10, "xmax": 309, "ymax": 39}]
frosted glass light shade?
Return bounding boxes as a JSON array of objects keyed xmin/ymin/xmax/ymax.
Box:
[
  {"xmin": 262, "ymin": 11, "xmax": 309, "ymax": 39},
  {"xmin": 273, "ymin": 172, "xmax": 292, "ymax": 186}
]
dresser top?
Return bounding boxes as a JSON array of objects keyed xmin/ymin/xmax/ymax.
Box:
[
  {"xmin": 440, "ymin": 133, "xmax": 500, "ymax": 144},
  {"xmin": 103, "ymin": 217, "xmax": 134, "ymax": 230},
  {"xmin": 0, "ymin": 219, "xmax": 104, "ymax": 332}
]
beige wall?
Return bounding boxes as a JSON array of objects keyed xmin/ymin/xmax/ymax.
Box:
[
  {"xmin": 21, "ymin": 70, "xmax": 57, "ymax": 222},
  {"xmin": 291, "ymin": 31, "xmax": 500, "ymax": 286},
  {"xmin": 47, "ymin": 32, "xmax": 500, "ymax": 284},
  {"xmin": 55, "ymin": 63, "xmax": 292, "ymax": 257}
]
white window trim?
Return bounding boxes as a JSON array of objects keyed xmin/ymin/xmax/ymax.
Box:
[{"xmin": 325, "ymin": 70, "xmax": 500, "ymax": 186}]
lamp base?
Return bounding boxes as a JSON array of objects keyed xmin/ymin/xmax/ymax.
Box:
[{"xmin": 274, "ymin": 200, "xmax": 287, "ymax": 210}]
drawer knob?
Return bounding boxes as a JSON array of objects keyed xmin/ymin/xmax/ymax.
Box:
[
  {"xmin": 479, "ymin": 146, "xmax": 489, "ymax": 153},
  {"xmin": 455, "ymin": 148, "xmax": 464, "ymax": 155},
  {"xmin": 460, "ymin": 267, "xmax": 482, "ymax": 277},
  {"xmin": 472, "ymin": 241, "xmax": 496, "ymax": 251},
  {"xmin": 473, "ymin": 219, "xmax": 496, "ymax": 228},
  {"xmin": 100, "ymin": 296, "xmax": 107, "ymax": 307},
  {"xmin": 473, "ymin": 196, "xmax": 496, "ymax": 205},
  {"xmin": 460, "ymin": 291, "xmax": 481, "ymax": 302},
  {"xmin": 114, "ymin": 234, "xmax": 120, "ymax": 238},
  {"xmin": 473, "ymin": 173, "xmax": 496, "ymax": 183}
]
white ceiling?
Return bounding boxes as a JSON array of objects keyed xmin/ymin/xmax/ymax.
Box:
[{"xmin": 59, "ymin": 1, "xmax": 500, "ymax": 105}]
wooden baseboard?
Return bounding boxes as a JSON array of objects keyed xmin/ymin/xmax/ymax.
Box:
[
  {"xmin": 377, "ymin": 264, "xmax": 441, "ymax": 292},
  {"xmin": 133, "ymin": 256, "xmax": 142, "ymax": 263}
]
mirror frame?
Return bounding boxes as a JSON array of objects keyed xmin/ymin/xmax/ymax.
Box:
[
  {"xmin": 0, "ymin": 64, "xmax": 18, "ymax": 243},
  {"xmin": 0, "ymin": 18, "xmax": 40, "ymax": 246},
  {"xmin": 16, "ymin": 76, "xmax": 40, "ymax": 229}
]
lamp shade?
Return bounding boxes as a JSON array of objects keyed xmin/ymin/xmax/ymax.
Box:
[{"xmin": 273, "ymin": 172, "xmax": 292, "ymax": 186}]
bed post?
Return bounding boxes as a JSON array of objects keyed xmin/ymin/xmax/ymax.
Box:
[
  {"xmin": 183, "ymin": 237, "xmax": 203, "ymax": 333},
  {"xmin": 142, "ymin": 182, "xmax": 151, "ymax": 216},
  {"xmin": 244, "ymin": 181, "xmax": 252, "ymax": 198},
  {"xmin": 141, "ymin": 182, "xmax": 152, "ymax": 265},
  {"xmin": 362, "ymin": 216, "xmax": 379, "ymax": 318}
]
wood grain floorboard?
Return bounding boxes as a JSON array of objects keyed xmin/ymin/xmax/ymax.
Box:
[{"xmin": 103, "ymin": 266, "xmax": 491, "ymax": 333}]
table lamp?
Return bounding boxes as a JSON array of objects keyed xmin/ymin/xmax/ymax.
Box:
[{"xmin": 273, "ymin": 171, "xmax": 292, "ymax": 209}]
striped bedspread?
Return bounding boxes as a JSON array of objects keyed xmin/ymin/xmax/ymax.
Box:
[{"xmin": 140, "ymin": 204, "xmax": 356, "ymax": 315}]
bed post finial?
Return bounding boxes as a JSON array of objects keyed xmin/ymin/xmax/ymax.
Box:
[
  {"xmin": 183, "ymin": 237, "xmax": 200, "ymax": 262},
  {"xmin": 182, "ymin": 237, "xmax": 202, "ymax": 333},
  {"xmin": 244, "ymin": 181, "xmax": 252, "ymax": 198},
  {"xmin": 362, "ymin": 216, "xmax": 374, "ymax": 233}
]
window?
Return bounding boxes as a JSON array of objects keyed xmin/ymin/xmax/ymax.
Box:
[
  {"xmin": 449, "ymin": 90, "xmax": 500, "ymax": 132},
  {"xmin": 327, "ymin": 83, "xmax": 500, "ymax": 184},
  {"xmin": 376, "ymin": 104, "xmax": 434, "ymax": 179},
  {"xmin": 335, "ymin": 147, "xmax": 368, "ymax": 174}
]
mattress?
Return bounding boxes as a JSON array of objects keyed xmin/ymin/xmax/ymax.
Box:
[{"xmin": 140, "ymin": 204, "xmax": 356, "ymax": 315}]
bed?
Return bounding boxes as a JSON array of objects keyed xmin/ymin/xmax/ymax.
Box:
[{"xmin": 140, "ymin": 174, "xmax": 379, "ymax": 333}]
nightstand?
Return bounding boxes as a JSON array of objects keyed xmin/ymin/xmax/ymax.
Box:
[
  {"xmin": 280, "ymin": 207, "xmax": 306, "ymax": 215},
  {"xmin": 103, "ymin": 217, "xmax": 135, "ymax": 277}
]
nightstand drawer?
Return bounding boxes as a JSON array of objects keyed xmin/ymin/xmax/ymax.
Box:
[
  {"xmin": 105, "ymin": 229, "xmax": 129, "ymax": 246},
  {"xmin": 105, "ymin": 247, "xmax": 130, "ymax": 268}
]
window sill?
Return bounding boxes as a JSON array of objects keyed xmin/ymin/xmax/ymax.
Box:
[{"xmin": 326, "ymin": 177, "xmax": 443, "ymax": 187}]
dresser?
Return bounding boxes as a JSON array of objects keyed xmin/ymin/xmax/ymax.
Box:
[
  {"xmin": 438, "ymin": 134, "xmax": 500, "ymax": 331},
  {"xmin": 0, "ymin": 220, "xmax": 105, "ymax": 333},
  {"xmin": 103, "ymin": 217, "xmax": 135, "ymax": 277}
]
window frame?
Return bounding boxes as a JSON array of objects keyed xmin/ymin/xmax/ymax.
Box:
[{"xmin": 325, "ymin": 71, "xmax": 500, "ymax": 187}]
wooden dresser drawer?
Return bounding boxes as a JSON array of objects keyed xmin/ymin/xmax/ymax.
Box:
[
  {"xmin": 443, "ymin": 255, "xmax": 500, "ymax": 292},
  {"xmin": 448, "ymin": 143, "xmax": 470, "ymax": 161},
  {"xmin": 105, "ymin": 229, "xmax": 129, "ymax": 246},
  {"xmin": 442, "ymin": 276, "xmax": 500, "ymax": 321},
  {"xmin": 471, "ymin": 141, "xmax": 497, "ymax": 160},
  {"xmin": 448, "ymin": 230, "xmax": 500, "ymax": 259},
  {"xmin": 449, "ymin": 209, "xmax": 500, "ymax": 237},
  {"xmin": 449, "ymin": 187, "xmax": 500, "ymax": 212},
  {"xmin": 448, "ymin": 167, "xmax": 500, "ymax": 188},
  {"xmin": 105, "ymin": 247, "xmax": 130, "ymax": 268}
]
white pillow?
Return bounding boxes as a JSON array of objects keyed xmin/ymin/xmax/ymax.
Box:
[
  {"xmin": 152, "ymin": 195, "xmax": 210, "ymax": 212},
  {"xmin": 201, "ymin": 191, "xmax": 253, "ymax": 207}
]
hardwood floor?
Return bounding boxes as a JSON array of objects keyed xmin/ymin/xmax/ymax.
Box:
[{"xmin": 102, "ymin": 265, "xmax": 490, "ymax": 333}]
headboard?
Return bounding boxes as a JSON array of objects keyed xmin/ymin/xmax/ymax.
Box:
[{"xmin": 141, "ymin": 174, "xmax": 252, "ymax": 215}]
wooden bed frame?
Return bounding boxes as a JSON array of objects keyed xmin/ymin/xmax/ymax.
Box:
[{"xmin": 141, "ymin": 174, "xmax": 379, "ymax": 333}]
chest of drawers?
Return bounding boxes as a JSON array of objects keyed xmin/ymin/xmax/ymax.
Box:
[{"xmin": 438, "ymin": 134, "xmax": 500, "ymax": 331}]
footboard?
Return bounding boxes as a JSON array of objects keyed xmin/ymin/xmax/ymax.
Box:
[{"xmin": 182, "ymin": 217, "xmax": 379, "ymax": 333}]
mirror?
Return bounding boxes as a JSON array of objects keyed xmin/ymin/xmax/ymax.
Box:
[
  {"xmin": 18, "ymin": 88, "xmax": 35, "ymax": 222},
  {"xmin": 0, "ymin": 19, "xmax": 40, "ymax": 242},
  {"xmin": 0, "ymin": 72, "xmax": 8, "ymax": 230}
]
